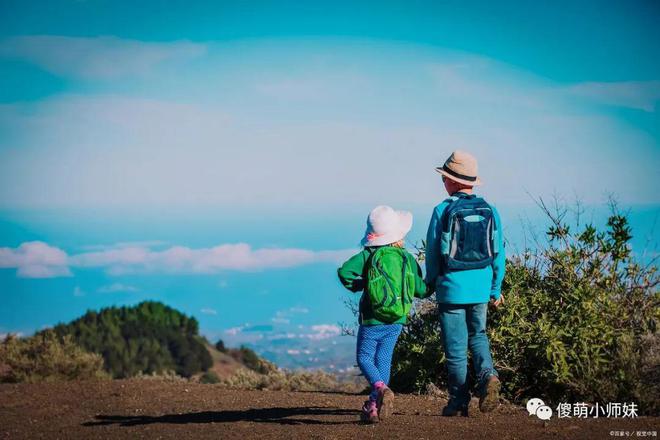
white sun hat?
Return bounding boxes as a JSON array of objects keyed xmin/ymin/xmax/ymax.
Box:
[{"xmin": 360, "ymin": 205, "xmax": 413, "ymax": 247}]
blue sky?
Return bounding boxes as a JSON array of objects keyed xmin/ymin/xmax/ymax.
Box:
[{"xmin": 0, "ymin": 0, "xmax": 659, "ymax": 370}]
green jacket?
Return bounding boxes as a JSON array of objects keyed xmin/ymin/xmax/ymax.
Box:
[{"xmin": 337, "ymin": 246, "xmax": 432, "ymax": 325}]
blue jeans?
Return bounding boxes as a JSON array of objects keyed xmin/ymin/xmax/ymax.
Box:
[
  {"xmin": 438, "ymin": 302, "xmax": 497, "ymax": 408},
  {"xmin": 356, "ymin": 324, "xmax": 403, "ymax": 399}
]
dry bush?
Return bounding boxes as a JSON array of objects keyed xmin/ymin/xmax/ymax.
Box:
[
  {"xmin": 219, "ymin": 367, "xmax": 362, "ymax": 393},
  {"xmin": 133, "ymin": 369, "xmax": 188, "ymax": 382},
  {"xmin": 0, "ymin": 330, "xmax": 108, "ymax": 383}
]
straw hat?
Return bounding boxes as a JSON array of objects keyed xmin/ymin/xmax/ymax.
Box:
[
  {"xmin": 360, "ymin": 205, "xmax": 413, "ymax": 247},
  {"xmin": 435, "ymin": 150, "xmax": 482, "ymax": 186}
]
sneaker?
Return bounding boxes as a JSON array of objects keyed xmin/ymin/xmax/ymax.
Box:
[
  {"xmin": 479, "ymin": 375, "xmax": 501, "ymax": 413},
  {"xmin": 377, "ymin": 386, "xmax": 395, "ymax": 420},
  {"xmin": 360, "ymin": 399, "xmax": 379, "ymax": 423},
  {"xmin": 441, "ymin": 402, "xmax": 468, "ymax": 417}
]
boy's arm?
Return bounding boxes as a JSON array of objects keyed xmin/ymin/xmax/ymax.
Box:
[
  {"xmin": 490, "ymin": 206, "xmax": 506, "ymax": 300},
  {"xmin": 337, "ymin": 250, "xmax": 368, "ymax": 292},
  {"xmin": 425, "ymin": 204, "xmax": 444, "ymax": 287}
]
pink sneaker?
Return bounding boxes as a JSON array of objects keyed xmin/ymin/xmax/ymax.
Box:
[
  {"xmin": 377, "ymin": 386, "xmax": 395, "ymax": 420},
  {"xmin": 360, "ymin": 399, "xmax": 379, "ymax": 423}
]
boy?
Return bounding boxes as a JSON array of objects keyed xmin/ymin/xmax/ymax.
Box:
[{"xmin": 425, "ymin": 150, "xmax": 505, "ymax": 416}]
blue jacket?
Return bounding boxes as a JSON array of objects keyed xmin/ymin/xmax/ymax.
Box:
[{"xmin": 425, "ymin": 192, "xmax": 506, "ymax": 304}]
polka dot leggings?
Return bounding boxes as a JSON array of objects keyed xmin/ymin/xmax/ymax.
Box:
[{"xmin": 356, "ymin": 324, "xmax": 403, "ymax": 398}]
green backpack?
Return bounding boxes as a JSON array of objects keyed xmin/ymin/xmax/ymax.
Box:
[{"xmin": 365, "ymin": 246, "xmax": 416, "ymax": 323}]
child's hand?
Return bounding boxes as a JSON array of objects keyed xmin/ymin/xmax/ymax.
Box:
[{"xmin": 491, "ymin": 293, "xmax": 505, "ymax": 308}]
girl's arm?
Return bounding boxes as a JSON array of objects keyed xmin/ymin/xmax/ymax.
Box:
[
  {"xmin": 337, "ymin": 250, "xmax": 368, "ymax": 292},
  {"xmin": 412, "ymin": 258, "xmax": 433, "ymax": 299}
]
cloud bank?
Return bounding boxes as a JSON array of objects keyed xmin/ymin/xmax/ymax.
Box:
[
  {"xmin": 567, "ymin": 80, "xmax": 660, "ymax": 112},
  {"xmin": 0, "ymin": 35, "xmax": 206, "ymax": 79},
  {"xmin": 1, "ymin": 41, "xmax": 657, "ymax": 208},
  {"xmin": 0, "ymin": 241, "xmax": 71, "ymax": 278},
  {"xmin": 0, "ymin": 241, "xmax": 353, "ymax": 278}
]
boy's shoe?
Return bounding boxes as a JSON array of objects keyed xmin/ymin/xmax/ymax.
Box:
[
  {"xmin": 479, "ymin": 375, "xmax": 501, "ymax": 413},
  {"xmin": 377, "ymin": 386, "xmax": 395, "ymax": 420},
  {"xmin": 441, "ymin": 403, "xmax": 469, "ymax": 417},
  {"xmin": 361, "ymin": 399, "xmax": 379, "ymax": 423}
]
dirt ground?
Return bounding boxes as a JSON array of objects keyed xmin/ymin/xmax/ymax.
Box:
[{"xmin": 1, "ymin": 380, "xmax": 658, "ymax": 440}]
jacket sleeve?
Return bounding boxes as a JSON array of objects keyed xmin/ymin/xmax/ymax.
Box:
[
  {"xmin": 490, "ymin": 206, "xmax": 506, "ymax": 300},
  {"xmin": 337, "ymin": 250, "xmax": 368, "ymax": 293},
  {"xmin": 413, "ymin": 258, "xmax": 433, "ymax": 299},
  {"xmin": 425, "ymin": 203, "xmax": 445, "ymax": 286}
]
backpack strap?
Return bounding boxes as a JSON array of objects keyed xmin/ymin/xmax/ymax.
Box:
[
  {"xmin": 439, "ymin": 197, "xmax": 460, "ymax": 256},
  {"xmin": 488, "ymin": 203, "xmax": 500, "ymax": 255},
  {"xmin": 363, "ymin": 247, "xmax": 377, "ymax": 278}
]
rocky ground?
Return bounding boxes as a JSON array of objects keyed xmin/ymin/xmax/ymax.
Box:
[{"xmin": 1, "ymin": 380, "xmax": 658, "ymax": 439}]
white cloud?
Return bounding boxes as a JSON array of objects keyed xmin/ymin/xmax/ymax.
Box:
[
  {"xmin": 73, "ymin": 286, "xmax": 85, "ymax": 297},
  {"xmin": 97, "ymin": 283, "xmax": 140, "ymax": 293},
  {"xmin": 224, "ymin": 323, "xmax": 251, "ymax": 336},
  {"xmin": 0, "ymin": 241, "xmax": 71, "ymax": 278},
  {"xmin": 305, "ymin": 324, "xmax": 341, "ymax": 340},
  {"xmin": 0, "ymin": 241, "xmax": 353, "ymax": 278},
  {"xmin": 269, "ymin": 306, "xmax": 310, "ymax": 325},
  {"xmin": 72, "ymin": 246, "xmax": 151, "ymax": 268},
  {"xmin": 567, "ymin": 81, "xmax": 660, "ymax": 112},
  {"xmin": 310, "ymin": 324, "xmax": 341, "ymax": 333},
  {"xmin": 200, "ymin": 308, "xmax": 217, "ymax": 315},
  {"xmin": 224, "ymin": 327, "xmax": 242, "ymax": 336},
  {"xmin": 0, "ymin": 35, "xmax": 206, "ymax": 79},
  {"xmin": 70, "ymin": 243, "xmax": 352, "ymax": 275}
]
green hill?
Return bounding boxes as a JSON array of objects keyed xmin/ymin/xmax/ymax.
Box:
[{"xmin": 47, "ymin": 301, "xmax": 212, "ymax": 378}]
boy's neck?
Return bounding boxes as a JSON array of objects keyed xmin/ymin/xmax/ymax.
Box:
[{"xmin": 450, "ymin": 188, "xmax": 473, "ymax": 196}]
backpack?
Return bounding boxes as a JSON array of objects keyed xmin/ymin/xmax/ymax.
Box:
[
  {"xmin": 439, "ymin": 193, "xmax": 500, "ymax": 271},
  {"xmin": 365, "ymin": 246, "xmax": 416, "ymax": 323}
]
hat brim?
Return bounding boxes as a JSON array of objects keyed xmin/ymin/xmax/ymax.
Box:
[
  {"xmin": 435, "ymin": 167, "xmax": 482, "ymax": 186},
  {"xmin": 361, "ymin": 210, "xmax": 413, "ymax": 247}
]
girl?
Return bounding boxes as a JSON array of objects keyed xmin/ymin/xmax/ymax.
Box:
[{"xmin": 338, "ymin": 205, "xmax": 430, "ymax": 423}]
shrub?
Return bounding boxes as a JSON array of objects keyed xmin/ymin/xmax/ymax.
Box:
[
  {"xmin": 227, "ymin": 345, "xmax": 274, "ymax": 374},
  {"xmin": 199, "ymin": 371, "xmax": 220, "ymax": 384},
  {"xmin": 49, "ymin": 301, "xmax": 212, "ymax": 378},
  {"xmin": 219, "ymin": 367, "xmax": 362, "ymax": 393},
  {"xmin": 390, "ymin": 202, "xmax": 659, "ymax": 414},
  {"xmin": 132, "ymin": 369, "xmax": 188, "ymax": 382},
  {"xmin": 0, "ymin": 330, "xmax": 108, "ymax": 383}
]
